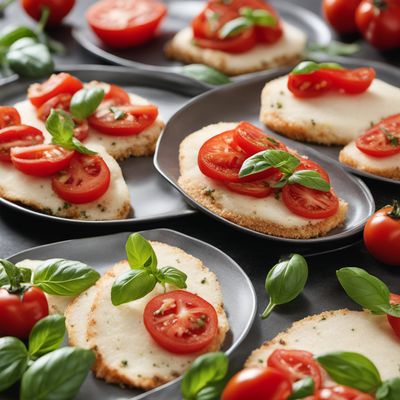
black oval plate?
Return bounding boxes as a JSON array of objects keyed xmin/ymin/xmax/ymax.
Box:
[
  {"xmin": 154, "ymin": 68, "xmax": 375, "ymax": 244},
  {"xmin": 5, "ymin": 228, "xmax": 257, "ymax": 400},
  {"xmin": 72, "ymin": 0, "xmax": 331, "ymax": 87},
  {"xmin": 0, "ymin": 66, "xmax": 197, "ymax": 225}
]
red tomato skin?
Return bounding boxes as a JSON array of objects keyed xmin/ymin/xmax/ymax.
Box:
[
  {"xmin": 356, "ymin": 0, "xmax": 400, "ymax": 50},
  {"xmin": 221, "ymin": 367, "xmax": 292, "ymax": 400},
  {"xmin": 322, "ymin": 0, "xmax": 362, "ymax": 34},
  {"xmin": 0, "ymin": 287, "xmax": 49, "ymax": 339},
  {"xmin": 363, "ymin": 203, "xmax": 400, "ymax": 266},
  {"xmin": 388, "ymin": 293, "xmax": 400, "ymax": 339},
  {"xmin": 21, "ymin": 0, "xmax": 75, "ymax": 26},
  {"xmin": 104, "ymin": 84, "xmax": 131, "ymax": 105},
  {"xmin": 0, "ymin": 106, "xmax": 21, "ymax": 129},
  {"xmin": 86, "ymin": 0, "xmax": 167, "ymax": 48}
]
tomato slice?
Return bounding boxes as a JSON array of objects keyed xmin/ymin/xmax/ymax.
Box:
[
  {"xmin": 104, "ymin": 84, "xmax": 131, "ymax": 105},
  {"xmin": 37, "ymin": 93, "xmax": 72, "ymax": 121},
  {"xmin": 88, "ymin": 104, "xmax": 158, "ymax": 136},
  {"xmin": 28, "ymin": 73, "xmax": 83, "ymax": 108},
  {"xmin": 225, "ymin": 179, "xmax": 274, "ymax": 198},
  {"xmin": 297, "ymin": 157, "xmax": 330, "ymax": 183},
  {"xmin": 0, "ymin": 125, "xmax": 44, "ymax": 162},
  {"xmin": 233, "ymin": 121, "xmax": 287, "ymax": 155},
  {"xmin": 288, "ymin": 70, "xmax": 334, "ymax": 98},
  {"xmin": 356, "ymin": 114, "xmax": 400, "ymax": 158},
  {"xmin": 143, "ymin": 290, "xmax": 218, "ymax": 354},
  {"xmin": 52, "ymin": 154, "xmax": 111, "ymax": 204},
  {"xmin": 387, "ymin": 293, "xmax": 400, "ymax": 340},
  {"xmin": 11, "ymin": 144, "xmax": 75, "ymax": 177},
  {"xmin": 267, "ymin": 349, "xmax": 323, "ymax": 390},
  {"xmin": 314, "ymin": 386, "xmax": 374, "ymax": 400},
  {"xmin": 86, "ymin": 0, "xmax": 167, "ymax": 48},
  {"xmin": 0, "ymin": 106, "xmax": 21, "ymax": 128}
]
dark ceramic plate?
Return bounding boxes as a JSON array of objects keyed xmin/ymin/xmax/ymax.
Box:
[
  {"xmin": 5, "ymin": 229, "xmax": 257, "ymax": 400},
  {"xmin": 72, "ymin": 0, "xmax": 331, "ymax": 89},
  {"xmin": 154, "ymin": 66, "xmax": 375, "ymax": 244},
  {"xmin": 0, "ymin": 65, "xmax": 197, "ymax": 225}
]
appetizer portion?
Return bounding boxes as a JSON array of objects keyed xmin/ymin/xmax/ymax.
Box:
[
  {"xmin": 260, "ymin": 61, "xmax": 400, "ymax": 145},
  {"xmin": 339, "ymin": 114, "xmax": 400, "ymax": 180},
  {"xmin": 19, "ymin": 73, "xmax": 164, "ymax": 160},
  {"xmin": 165, "ymin": 0, "xmax": 306, "ymax": 76},
  {"xmin": 178, "ymin": 121, "xmax": 347, "ymax": 239}
]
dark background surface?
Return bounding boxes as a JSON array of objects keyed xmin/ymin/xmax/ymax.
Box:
[{"xmin": 1, "ymin": 1, "xmax": 400, "ymax": 399}]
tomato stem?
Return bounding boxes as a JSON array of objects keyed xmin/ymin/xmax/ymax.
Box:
[
  {"xmin": 261, "ymin": 301, "xmax": 276, "ymax": 319},
  {"xmin": 37, "ymin": 6, "xmax": 50, "ymax": 32},
  {"xmin": 387, "ymin": 200, "xmax": 400, "ymax": 220}
]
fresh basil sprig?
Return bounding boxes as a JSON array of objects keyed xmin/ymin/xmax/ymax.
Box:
[
  {"xmin": 0, "ymin": 259, "xmax": 29, "ymax": 291},
  {"xmin": 288, "ymin": 376, "xmax": 314, "ymax": 399},
  {"xmin": 239, "ymin": 150, "xmax": 330, "ymax": 192},
  {"xmin": 70, "ymin": 88, "xmax": 105, "ymax": 120},
  {"xmin": 336, "ymin": 267, "xmax": 400, "ymax": 317},
  {"xmin": 291, "ymin": 61, "xmax": 344, "ymax": 75},
  {"xmin": 262, "ymin": 254, "xmax": 308, "ymax": 319},
  {"xmin": 111, "ymin": 233, "xmax": 188, "ymax": 306},
  {"xmin": 46, "ymin": 109, "xmax": 97, "ymax": 155},
  {"xmin": 182, "ymin": 64, "xmax": 231, "ymax": 86},
  {"xmin": 307, "ymin": 41, "xmax": 361, "ymax": 57},
  {"xmin": 376, "ymin": 378, "xmax": 400, "ymax": 400},
  {"xmin": 181, "ymin": 352, "xmax": 229, "ymax": 400},
  {"xmin": 316, "ymin": 351, "xmax": 382, "ymax": 393}
]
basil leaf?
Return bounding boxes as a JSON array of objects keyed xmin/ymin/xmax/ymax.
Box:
[
  {"xmin": 33, "ymin": 258, "xmax": 100, "ymax": 296},
  {"xmin": 111, "ymin": 269, "xmax": 157, "ymax": 306},
  {"xmin": 196, "ymin": 381, "xmax": 227, "ymax": 400},
  {"xmin": 288, "ymin": 376, "xmax": 314, "ymax": 399},
  {"xmin": 0, "ymin": 337, "xmax": 29, "ymax": 392},
  {"xmin": 6, "ymin": 38, "xmax": 54, "ymax": 78},
  {"xmin": 46, "ymin": 109, "xmax": 97, "ymax": 155},
  {"xmin": 336, "ymin": 267, "xmax": 398, "ymax": 316},
  {"xmin": 158, "ymin": 266, "xmax": 188, "ymax": 289},
  {"xmin": 28, "ymin": 315, "xmax": 66, "ymax": 358},
  {"xmin": 288, "ymin": 170, "xmax": 330, "ymax": 192},
  {"xmin": 109, "ymin": 106, "xmax": 126, "ymax": 120},
  {"xmin": 0, "ymin": 25, "xmax": 37, "ymax": 47},
  {"xmin": 376, "ymin": 378, "xmax": 400, "ymax": 400},
  {"xmin": 291, "ymin": 61, "xmax": 344, "ymax": 75},
  {"xmin": 262, "ymin": 254, "xmax": 308, "ymax": 319},
  {"xmin": 20, "ymin": 347, "xmax": 95, "ymax": 400},
  {"xmin": 239, "ymin": 7, "xmax": 277, "ymax": 26},
  {"xmin": 125, "ymin": 233, "xmax": 158, "ymax": 272},
  {"xmin": 0, "ymin": 264, "xmax": 8, "ymax": 287},
  {"xmin": 308, "ymin": 41, "xmax": 361, "ymax": 56},
  {"xmin": 181, "ymin": 352, "xmax": 228, "ymax": 400},
  {"xmin": 182, "ymin": 64, "xmax": 231, "ymax": 86},
  {"xmin": 0, "ymin": 259, "xmax": 23, "ymax": 289},
  {"xmin": 219, "ymin": 16, "xmax": 252, "ymax": 39},
  {"xmin": 316, "ymin": 351, "xmax": 382, "ymax": 393},
  {"xmin": 70, "ymin": 88, "xmax": 104, "ymax": 120}
]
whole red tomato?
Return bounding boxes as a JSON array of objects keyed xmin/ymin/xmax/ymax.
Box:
[
  {"xmin": 221, "ymin": 367, "xmax": 292, "ymax": 400},
  {"xmin": 364, "ymin": 200, "xmax": 400, "ymax": 265},
  {"xmin": 387, "ymin": 293, "xmax": 400, "ymax": 339},
  {"xmin": 322, "ymin": 0, "xmax": 362, "ymax": 34},
  {"xmin": 356, "ymin": 0, "xmax": 400, "ymax": 50},
  {"xmin": 0, "ymin": 287, "xmax": 48, "ymax": 339},
  {"xmin": 21, "ymin": 0, "xmax": 75, "ymax": 27}
]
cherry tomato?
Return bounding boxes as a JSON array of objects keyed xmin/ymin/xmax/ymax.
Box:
[
  {"xmin": 86, "ymin": 0, "xmax": 167, "ymax": 49},
  {"xmin": 104, "ymin": 84, "xmax": 131, "ymax": 105},
  {"xmin": 221, "ymin": 367, "xmax": 292, "ymax": 400},
  {"xmin": 233, "ymin": 121, "xmax": 287, "ymax": 155},
  {"xmin": 267, "ymin": 349, "xmax": 323, "ymax": 390},
  {"xmin": 0, "ymin": 286, "xmax": 48, "ymax": 339},
  {"xmin": 21, "ymin": 0, "xmax": 75, "ymax": 26},
  {"xmin": 356, "ymin": 0, "xmax": 400, "ymax": 50},
  {"xmin": 363, "ymin": 201, "xmax": 400, "ymax": 265},
  {"xmin": 388, "ymin": 293, "xmax": 400, "ymax": 339},
  {"xmin": 314, "ymin": 385, "xmax": 374, "ymax": 400},
  {"xmin": 0, "ymin": 106, "xmax": 21, "ymax": 129},
  {"xmin": 28, "ymin": 73, "xmax": 83, "ymax": 108},
  {"xmin": 356, "ymin": 114, "xmax": 400, "ymax": 157},
  {"xmin": 11, "ymin": 144, "xmax": 75, "ymax": 177},
  {"xmin": 0, "ymin": 125, "xmax": 44, "ymax": 162},
  {"xmin": 143, "ymin": 290, "xmax": 218, "ymax": 354},
  {"xmin": 52, "ymin": 154, "xmax": 110, "ymax": 204},
  {"xmin": 88, "ymin": 104, "xmax": 158, "ymax": 136},
  {"xmin": 322, "ymin": 0, "xmax": 362, "ymax": 34}
]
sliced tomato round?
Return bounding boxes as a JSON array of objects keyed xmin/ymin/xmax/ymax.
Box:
[
  {"xmin": 88, "ymin": 104, "xmax": 158, "ymax": 136},
  {"xmin": 104, "ymin": 84, "xmax": 131, "ymax": 105},
  {"xmin": 86, "ymin": 0, "xmax": 167, "ymax": 48},
  {"xmin": 356, "ymin": 114, "xmax": 400, "ymax": 158},
  {"xmin": 52, "ymin": 154, "xmax": 111, "ymax": 204},
  {"xmin": 297, "ymin": 157, "xmax": 330, "ymax": 183},
  {"xmin": 37, "ymin": 93, "xmax": 72, "ymax": 121},
  {"xmin": 267, "ymin": 349, "xmax": 323, "ymax": 390},
  {"xmin": 11, "ymin": 144, "xmax": 75, "ymax": 177},
  {"xmin": 143, "ymin": 290, "xmax": 218, "ymax": 354},
  {"xmin": 282, "ymin": 184, "xmax": 339, "ymax": 219},
  {"xmin": 233, "ymin": 121, "xmax": 287, "ymax": 155},
  {"xmin": 0, "ymin": 125, "xmax": 44, "ymax": 162},
  {"xmin": 28, "ymin": 73, "xmax": 83, "ymax": 108},
  {"xmin": 0, "ymin": 106, "xmax": 21, "ymax": 128},
  {"xmin": 225, "ymin": 180, "xmax": 274, "ymax": 198},
  {"xmin": 314, "ymin": 385, "xmax": 374, "ymax": 400},
  {"xmin": 288, "ymin": 70, "xmax": 334, "ymax": 98},
  {"xmin": 387, "ymin": 293, "xmax": 400, "ymax": 340}
]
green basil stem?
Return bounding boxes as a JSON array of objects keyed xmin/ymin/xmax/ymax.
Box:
[
  {"xmin": 37, "ymin": 7, "xmax": 50, "ymax": 33},
  {"xmin": 261, "ymin": 301, "xmax": 275, "ymax": 319},
  {"xmin": 0, "ymin": 0, "xmax": 15, "ymax": 12},
  {"xmin": 388, "ymin": 200, "xmax": 400, "ymax": 219}
]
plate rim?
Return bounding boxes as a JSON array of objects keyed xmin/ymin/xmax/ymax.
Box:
[{"xmin": 7, "ymin": 228, "xmax": 258, "ymax": 400}]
